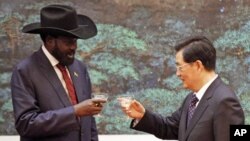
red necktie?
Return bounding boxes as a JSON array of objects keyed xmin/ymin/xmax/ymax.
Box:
[{"xmin": 57, "ymin": 64, "xmax": 78, "ymax": 105}]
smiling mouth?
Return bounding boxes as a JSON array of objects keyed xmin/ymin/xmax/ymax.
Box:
[
  {"xmin": 67, "ymin": 53, "xmax": 75, "ymax": 59},
  {"xmin": 67, "ymin": 54, "xmax": 74, "ymax": 58}
]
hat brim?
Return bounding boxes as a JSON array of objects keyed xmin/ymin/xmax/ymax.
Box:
[{"xmin": 22, "ymin": 15, "xmax": 97, "ymax": 39}]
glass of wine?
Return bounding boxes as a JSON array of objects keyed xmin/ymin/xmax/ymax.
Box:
[{"xmin": 92, "ymin": 93, "xmax": 108, "ymax": 117}]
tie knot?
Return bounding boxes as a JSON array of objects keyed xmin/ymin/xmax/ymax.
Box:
[
  {"xmin": 57, "ymin": 64, "xmax": 66, "ymax": 71},
  {"xmin": 191, "ymin": 94, "xmax": 199, "ymax": 105}
]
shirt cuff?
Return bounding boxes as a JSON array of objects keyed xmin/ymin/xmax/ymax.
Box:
[{"xmin": 132, "ymin": 118, "xmax": 141, "ymax": 127}]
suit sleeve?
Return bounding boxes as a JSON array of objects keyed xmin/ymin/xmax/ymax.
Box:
[
  {"xmin": 213, "ymin": 96, "xmax": 245, "ymax": 141},
  {"xmin": 131, "ymin": 108, "xmax": 181, "ymax": 140},
  {"xmin": 11, "ymin": 66, "xmax": 80, "ymax": 137}
]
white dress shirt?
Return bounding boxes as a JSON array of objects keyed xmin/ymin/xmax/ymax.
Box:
[
  {"xmin": 194, "ymin": 74, "xmax": 218, "ymax": 107},
  {"xmin": 42, "ymin": 45, "xmax": 72, "ymax": 97}
]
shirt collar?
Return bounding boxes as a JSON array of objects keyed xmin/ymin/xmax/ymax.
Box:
[
  {"xmin": 195, "ymin": 74, "xmax": 218, "ymax": 101},
  {"xmin": 42, "ymin": 45, "xmax": 59, "ymax": 67}
]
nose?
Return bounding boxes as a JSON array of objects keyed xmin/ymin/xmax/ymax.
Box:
[
  {"xmin": 69, "ymin": 42, "xmax": 77, "ymax": 50},
  {"xmin": 176, "ymin": 69, "xmax": 181, "ymax": 77},
  {"xmin": 71, "ymin": 44, "xmax": 77, "ymax": 50}
]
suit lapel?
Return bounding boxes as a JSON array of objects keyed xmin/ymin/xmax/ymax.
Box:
[
  {"xmin": 35, "ymin": 49, "xmax": 72, "ymax": 107},
  {"xmin": 68, "ymin": 64, "xmax": 88, "ymax": 102},
  {"xmin": 184, "ymin": 97, "xmax": 209, "ymax": 139},
  {"xmin": 183, "ymin": 77, "xmax": 221, "ymax": 140}
]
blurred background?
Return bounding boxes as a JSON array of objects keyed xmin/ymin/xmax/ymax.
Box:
[{"xmin": 0, "ymin": 0, "xmax": 250, "ymax": 135}]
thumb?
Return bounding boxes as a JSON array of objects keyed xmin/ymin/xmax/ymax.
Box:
[
  {"xmin": 133, "ymin": 100, "xmax": 144, "ymax": 109},
  {"xmin": 133, "ymin": 100, "xmax": 140, "ymax": 106},
  {"xmin": 131, "ymin": 100, "xmax": 146, "ymax": 118}
]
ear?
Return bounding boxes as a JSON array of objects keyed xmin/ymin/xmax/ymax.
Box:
[
  {"xmin": 44, "ymin": 35, "xmax": 55, "ymax": 52},
  {"xmin": 45, "ymin": 35, "xmax": 55, "ymax": 45},
  {"xmin": 195, "ymin": 60, "xmax": 204, "ymax": 71}
]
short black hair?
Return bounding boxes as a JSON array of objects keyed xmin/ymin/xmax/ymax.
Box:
[
  {"xmin": 174, "ymin": 35, "xmax": 216, "ymax": 71},
  {"xmin": 40, "ymin": 33, "xmax": 59, "ymax": 43}
]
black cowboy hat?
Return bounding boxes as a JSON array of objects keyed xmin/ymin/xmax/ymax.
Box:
[{"xmin": 22, "ymin": 5, "xmax": 97, "ymax": 39}]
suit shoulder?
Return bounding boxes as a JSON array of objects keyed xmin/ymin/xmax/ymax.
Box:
[
  {"xmin": 13, "ymin": 52, "xmax": 37, "ymax": 71},
  {"xmin": 209, "ymin": 82, "xmax": 242, "ymax": 111},
  {"xmin": 214, "ymin": 82, "xmax": 236, "ymax": 99},
  {"xmin": 73, "ymin": 59, "xmax": 88, "ymax": 70}
]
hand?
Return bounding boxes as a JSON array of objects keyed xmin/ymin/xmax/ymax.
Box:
[
  {"xmin": 120, "ymin": 100, "xmax": 145, "ymax": 119},
  {"xmin": 74, "ymin": 99, "xmax": 107, "ymax": 117}
]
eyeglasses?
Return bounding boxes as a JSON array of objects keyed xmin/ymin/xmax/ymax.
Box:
[{"xmin": 176, "ymin": 63, "xmax": 191, "ymax": 71}]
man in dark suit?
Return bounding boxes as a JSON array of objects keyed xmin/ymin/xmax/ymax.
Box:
[
  {"xmin": 120, "ymin": 36, "xmax": 245, "ymax": 141},
  {"xmin": 11, "ymin": 5, "xmax": 106, "ymax": 141}
]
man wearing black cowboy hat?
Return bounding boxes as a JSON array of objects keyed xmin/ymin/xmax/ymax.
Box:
[{"xmin": 11, "ymin": 4, "xmax": 105, "ymax": 141}]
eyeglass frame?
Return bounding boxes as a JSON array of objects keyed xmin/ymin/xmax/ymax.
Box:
[{"xmin": 176, "ymin": 62, "xmax": 193, "ymax": 71}]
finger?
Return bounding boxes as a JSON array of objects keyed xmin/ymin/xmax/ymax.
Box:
[
  {"xmin": 133, "ymin": 100, "xmax": 143, "ymax": 108},
  {"xmin": 127, "ymin": 110, "xmax": 132, "ymax": 114},
  {"xmin": 93, "ymin": 102, "xmax": 105, "ymax": 108},
  {"xmin": 94, "ymin": 102, "xmax": 101, "ymax": 107},
  {"xmin": 133, "ymin": 100, "xmax": 139, "ymax": 105},
  {"xmin": 92, "ymin": 107, "xmax": 103, "ymax": 113},
  {"xmin": 121, "ymin": 107, "xmax": 130, "ymax": 113}
]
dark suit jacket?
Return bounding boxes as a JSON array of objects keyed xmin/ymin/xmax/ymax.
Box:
[
  {"xmin": 131, "ymin": 77, "xmax": 244, "ymax": 141},
  {"xmin": 11, "ymin": 48, "xmax": 98, "ymax": 141}
]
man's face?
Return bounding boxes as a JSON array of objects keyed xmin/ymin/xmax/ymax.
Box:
[
  {"xmin": 175, "ymin": 50, "xmax": 198, "ymax": 91},
  {"xmin": 50, "ymin": 36, "xmax": 77, "ymax": 66}
]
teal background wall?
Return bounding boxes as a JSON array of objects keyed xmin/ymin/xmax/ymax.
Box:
[{"xmin": 0, "ymin": 0, "xmax": 250, "ymax": 134}]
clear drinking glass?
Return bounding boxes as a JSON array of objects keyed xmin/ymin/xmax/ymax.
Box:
[
  {"xmin": 92, "ymin": 93, "xmax": 108, "ymax": 117},
  {"xmin": 117, "ymin": 94, "xmax": 134, "ymax": 119}
]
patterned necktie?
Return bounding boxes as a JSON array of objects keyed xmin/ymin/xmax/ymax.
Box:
[
  {"xmin": 187, "ymin": 94, "xmax": 199, "ymax": 126},
  {"xmin": 57, "ymin": 64, "xmax": 78, "ymax": 105}
]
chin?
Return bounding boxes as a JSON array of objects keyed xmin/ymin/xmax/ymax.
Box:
[
  {"xmin": 61, "ymin": 59, "xmax": 74, "ymax": 66},
  {"xmin": 182, "ymin": 83, "xmax": 189, "ymax": 89},
  {"xmin": 184, "ymin": 85, "xmax": 194, "ymax": 91}
]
